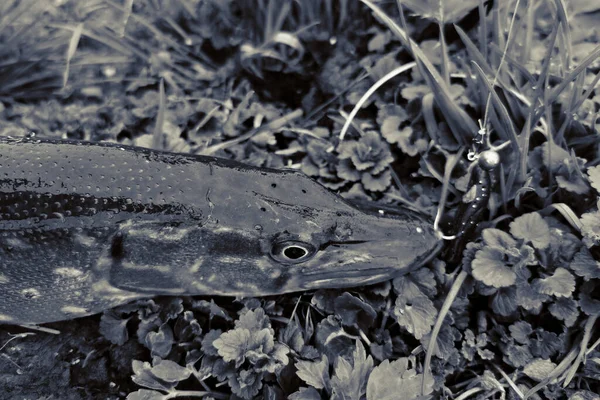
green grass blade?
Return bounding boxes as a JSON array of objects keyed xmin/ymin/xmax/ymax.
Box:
[
  {"xmin": 361, "ymin": 0, "xmax": 478, "ymax": 143},
  {"xmin": 63, "ymin": 23, "xmax": 83, "ymax": 88},
  {"xmin": 572, "ymin": 71, "xmax": 600, "ymax": 113},
  {"xmin": 478, "ymin": 0, "xmax": 487, "ymax": 61},
  {"xmin": 439, "ymin": 22, "xmax": 449, "ymax": 86},
  {"xmin": 339, "ymin": 62, "xmax": 416, "ymax": 141},
  {"xmin": 546, "ymin": 43, "xmax": 600, "ymax": 107},
  {"xmin": 153, "ymin": 79, "xmax": 166, "ymax": 150},
  {"xmin": 518, "ymin": 112, "xmax": 532, "ymax": 183},
  {"xmin": 552, "ymin": 0, "xmax": 572, "ymax": 72},
  {"xmin": 489, "ymin": 43, "xmax": 536, "ymax": 85},
  {"xmin": 455, "ymin": 25, "xmax": 515, "ymax": 92},
  {"xmin": 471, "ymin": 62, "xmax": 521, "ymax": 154},
  {"xmin": 520, "ymin": 0, "xmax": 535, "ymax": 66}
]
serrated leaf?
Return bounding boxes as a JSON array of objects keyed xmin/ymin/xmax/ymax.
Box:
[
  {"xmin": 510, "ymin": 212, "xmax": 551, "ymax": 250},
  {"xmin": 213, "ymin": 328, "xmax": 252, "ymax": 366},
  {"xmin": 548, "ymin": 297, "xmax": 579, "ymax": 327},
  {"xmin": 366, "ymin": 358, "xmax": 434, "ymax": 400},
  {"xmin": 482, "ymin": 228, "xmax": 518, "ymax": 250},
  {"xmin": 315, "ymin": 316, "xmax": 354, "ymax": 361},
  {"xmin": 193, "ymin": 299, "xmax": 232, "ymax": 321},
  {"xmin": 530, "ymin": 330, "xmax": 562, "ymax": 359},
  {"xmin": 533, "ymin": 268, "xmax": 576, "ymax": 297},
  {"xmin": 289, "ymin": 387, "xmax": 322, "ymax": 400},
  {"xmin": 295, "ymin": 355, "xmax": 330, "ymax": 390},
  {"xmin": 509, "ymin": 321, "xmax": 533, "ymax": 344},
  {"xmin": 361, "ymin": 169, "xmax": 392, "ymax": 192},
  {"xmin": 145, "ymin": 324, "xmax": 174, "ymax": 358},
  {"xmin": 278, "ymin": 319, "xmax": 305, "ymax": 353},
  {"xmin": 588, "ymin": 165, "xmax": 600, "ymax": 193},
  {"xmin": 200, "ymin": 329, "xmax": 223, "ymax": 357},
  {"xmin": 330, "ymin": 341, "xmax": 374, "ymax": 400},
  {"xmin": 407, "ymin": 268, "xmax": 437, "ymax": 297},
  {"xmin": 581, "ymin": 211, "xmax": 600, "ymax": 247},
  {"xmin": 393, "ymin": 294, "xmax": 436, "ymax": 340},
  {"xmin": 516, "ymin": 282, "xmax": 549, "ymax": 311},
  {"xmin": 491, "ymin": 287, "xmax": 518, "ymax": 316},
  {"xmin": 99, "ymin": 310, "xmax": 130, "ymax": 345},
  {"xmin": 334, "ymin": 292, "xmax": 377, "ymax": 331},
  {"xmin": 235, "ymin": 307, "xmax": 270, "ymax": 331},
  {"xmin": 570, "ymin": 248, "xmax": 600, "ymax": 280},
  {"xmin": 505, "ymin": 343, "xmax": 533, "ymax": 368},
  {"xmin": 131, "ymin": 360, "xmax": 171, "ymax": 392},
  {"xmin": 311, "ymin": 290, "xmax": 340, "ymax": 314},
  {"xmin": 471, "ymin": 248, "xmax": 517, "ymax": 287}
]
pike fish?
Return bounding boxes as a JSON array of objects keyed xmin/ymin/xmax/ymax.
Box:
[{"xmin": 0, "ymin": 136, "xmax": 441, "ymax": 325}]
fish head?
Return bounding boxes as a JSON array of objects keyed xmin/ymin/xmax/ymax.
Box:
[
  {"xmin": 257, "ymin": 198, "xmax": 442, "ymax": 293},
  {"xmin": 104, "ymin": 170, "xmax": 442, "ymax": 297}
]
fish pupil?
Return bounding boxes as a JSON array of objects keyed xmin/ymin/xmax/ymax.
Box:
[{"xmin": 283, "ymin": 246, "xmax": 307, "ymax": 260}]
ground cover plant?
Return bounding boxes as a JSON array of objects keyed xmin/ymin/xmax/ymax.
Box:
[{"xmin": 0, "ymin": 0, "xmax": 599, "ymax": 399}]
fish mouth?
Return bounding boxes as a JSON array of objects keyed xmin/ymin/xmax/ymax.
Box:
[
  {"xmin": 300, "ymin": 272, "xmax": 393, "ymax": 289},
  {"xmin": 301, "ymin": 266, "xmax": 392, "ymax": 279},
  {"xmin": 299, "ymin": 239, "xmax": 444, "ymax": 290}
]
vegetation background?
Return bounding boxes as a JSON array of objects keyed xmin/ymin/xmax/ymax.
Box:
[{"xmin": 0, "ymin": 0, "xmax": 599, "ymax": 399}]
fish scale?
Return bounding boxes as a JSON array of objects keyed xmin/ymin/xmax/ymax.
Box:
[{"xmin": 0, "ymin": 136, "xmax": 442, "ymax": 325}]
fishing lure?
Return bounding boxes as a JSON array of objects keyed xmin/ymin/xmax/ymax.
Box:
[
  {"xmin": 0, "ymin": 136, "xmax": 442, "ymax": 325},
  {"xmin": 444, "ymin": 150, "xmax": 500, "ymax": 264}
]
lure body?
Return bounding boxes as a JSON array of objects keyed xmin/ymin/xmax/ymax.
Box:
[
  {"xmin": 444, "ymin": 150, "xmax": 500, "ymax": 264},
  {"xmin": 0, "ymin": 136, "xmax": 441, "ymax": 325}
]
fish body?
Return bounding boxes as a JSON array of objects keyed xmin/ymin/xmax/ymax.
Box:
[{"xmin": 0, "ymin": 136, "xmax": 441, "ymax": 325}]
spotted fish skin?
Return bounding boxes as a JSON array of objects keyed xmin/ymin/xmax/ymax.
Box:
[{"xmin": 0, "ymin": 136, "xmax": 442, "ymax": 325}]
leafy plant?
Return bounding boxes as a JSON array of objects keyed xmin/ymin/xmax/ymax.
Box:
[{"xmin": 3, "ymin": 0, "xmax": 600, "ymax": 399}]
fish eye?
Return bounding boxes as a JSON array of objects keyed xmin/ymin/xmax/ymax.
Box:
[{"xmin": 270, "ymin": 240, "xmax": 316, "ymax": 264}]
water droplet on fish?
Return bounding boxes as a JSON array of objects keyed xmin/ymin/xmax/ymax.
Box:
[{"xmin": 103, "ymin": 66, "xmax": 117, "ymax": 78}]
